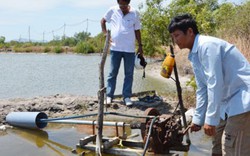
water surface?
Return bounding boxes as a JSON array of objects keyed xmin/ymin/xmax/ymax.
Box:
[
  {"xmin": 0, "ymin": 53, "xmax": 173, "ymax": 99},
  {"xmin": 0, "ymin": 124, "xmax": 212, "ymax": 156}
]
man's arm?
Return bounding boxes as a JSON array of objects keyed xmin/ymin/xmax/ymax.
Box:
[
  {"xmin": 101, "ymin": 18, "xmax": 107, "ymax": 35},
  {"xmin": 192, "ymin": 75, "xmax": 208, "ymax": 126},
  {"xmin": 190, "ymin": 68, "xmax": 208, "ymax": 132},
  {"xmin": 135, "ymin": 30, "xmax": 143, "ymax": 55},
  {"xmin": 200, "ymin": 43, "xmax": 224, "ymax": 136}
]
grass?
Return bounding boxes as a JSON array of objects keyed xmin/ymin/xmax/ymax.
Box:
[
  {"xmin": 9, "ymin": 45, "xmax": 75, "ymax": 53},
  {"xmin": 224, "ymin": 36, "xmax": 250, "ymax": 62}
]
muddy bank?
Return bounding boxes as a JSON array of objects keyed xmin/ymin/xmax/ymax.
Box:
[{"xmin": 0, "ymin": 92, "xmax": 178, "ymax": 127}]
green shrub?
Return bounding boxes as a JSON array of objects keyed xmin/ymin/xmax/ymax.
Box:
[
  {"xmin": 24, "ymin": 47, "xmax": 32, "ymax": 53},
  {"xmin": 22, "ymin": 43, "xmax": 33, "ymax": 48},
  {"xmin": 87, "ymin": 33, "xmax": 105, "ymax": 53},
  {"xmin": 13, "ymin": 46, "xmax": 24, "ymax": 52},
  {"xmin": 44, "ymin": 46, "xmax": 51, "ymax": 53},
  {"xmin": 0, "ymin": 43, "xmax": 4, "ymax": 49},
  {"xmin": 53, "ymin": 46, "xmax": 63, "ymax": 53},
  {"xmin": 75, "ymin": 42, "xmax": 95, "ymax": 54}
]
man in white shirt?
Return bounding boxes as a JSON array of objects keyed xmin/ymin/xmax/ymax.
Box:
[
  {"xmin": 101, "ymin": 0, "xmax": 143, "ymax": 106},
  {"xmin": 168, "ymin": 13, "xmax": 250, "ymax": 156}
]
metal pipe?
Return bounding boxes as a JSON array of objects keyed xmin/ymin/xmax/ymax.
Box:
[{"xmin": 43, "ymin": 119, "xmax": 130, "ymax": 127}]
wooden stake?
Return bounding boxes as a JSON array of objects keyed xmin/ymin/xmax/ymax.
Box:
[{"xmin": 96, "ymin": 31, "xmax": 110, "ymax": 155}]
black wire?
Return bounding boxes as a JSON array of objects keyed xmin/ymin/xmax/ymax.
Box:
[
  {"xmin": 173, "ymin": 102, "xmax": 180, "ymax": 114},
  {"xmin": 170, "ymin": 76, "xmax": 176, "ymax": 82}
]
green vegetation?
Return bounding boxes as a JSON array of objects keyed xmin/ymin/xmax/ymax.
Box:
[
  {"xmin": 0, "ymin": 36, "xmax": 5, "ymax": 44},
  {"xmin": 138, "ymin": 0, "xmax": 250, "ymax": 59},
  {"xmin": 0, "ymin": 31, "xmax": 105, "ymax": 54},
  {"xmin": 186, "ymin": 76, "xmax": 197, "ymax": 92},
  {"xmin": 75, "ymin": 42, "xmax": 94, "ymax": 54}
]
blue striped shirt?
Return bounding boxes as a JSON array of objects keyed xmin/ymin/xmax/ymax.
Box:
[{"xmin": 188, "ymin": 34, "xmax": 250, "ymax": 126}]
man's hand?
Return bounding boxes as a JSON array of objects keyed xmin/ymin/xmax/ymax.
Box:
[
  {"xmin": 190, "ymin": 123, "xmax": 202, "ymax": 132},
  {"xmin": 137, "ymin": 45, "xmax": 143, "ymax": 56},
  {"xmin": 203, "ymin": 124, "xmax": 216, "ymax": 136}
]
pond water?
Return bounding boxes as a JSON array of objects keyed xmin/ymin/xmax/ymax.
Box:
[
  {"xmin": 0, "ymin": 123, "xmax": 212, "ymax": 156},
  {"xmin": 0, "ymin": 53, "xmax": 173, "ymax": 99},
  {"xmin": 0, "ymin": 53, "xmax": 212, "ymax": 155}
]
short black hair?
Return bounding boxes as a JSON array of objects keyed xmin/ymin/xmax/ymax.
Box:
[
  {"xmin": 168, "ymin": 13, "xmax": 199, "ymax": 34},
  {"xmin": 117, "ymin": 0, "xmax": 131, "ymax": 4}
]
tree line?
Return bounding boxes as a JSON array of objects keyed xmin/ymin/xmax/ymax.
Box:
[{"xmin": 140, "ymin": 0, "xmax": 249, "ymax": 59}]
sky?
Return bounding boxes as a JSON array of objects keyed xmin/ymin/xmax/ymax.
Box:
[{"xmin": 0, "ymin": 0, "xmax": 245, "ymax": 42}]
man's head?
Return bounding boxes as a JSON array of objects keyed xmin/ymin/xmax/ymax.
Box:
[
  {"xmin": 117, "ymin": 0, "xmax": 130, "ymax": 13},
  {"xmin": 168, "ymin": 14, "xmax": 199, "ymax": 49},
  {"xmin": 117, "ymin": 0, "xmax": 130, "ymax": 4}
]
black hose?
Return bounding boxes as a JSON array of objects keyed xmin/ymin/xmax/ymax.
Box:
[{"xmin": 142, "ymin": 116, "xmax": 158, "ymax": 156}]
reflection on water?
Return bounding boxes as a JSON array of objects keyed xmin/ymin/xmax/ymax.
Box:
[
  {"xmin": 1, "ymin": 126, "xmax": 95, "ymax": 156},
  {"xmin": 1, "ymin": 127, "xmax": 79, "ymax": 156},
  {"xmin": 0, "ymin": 124, "xmax": 212, "ymax": 156},
  {"xmin": 0, "ymin": 124, "xmax": 134, "ymax": 156}
]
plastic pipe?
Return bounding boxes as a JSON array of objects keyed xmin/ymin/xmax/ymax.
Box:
[{"xmin": 6, "ymin": 112, "xmax": 48, "ymax": 129}]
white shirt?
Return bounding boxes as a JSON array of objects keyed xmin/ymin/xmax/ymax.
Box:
[
  {"xmin": 103, "ymin": 5, "xmax": 141, "ymax": 53},
  {"xmin": 189, "ymin": 34, "xmax": 250, "ymax": 126}
]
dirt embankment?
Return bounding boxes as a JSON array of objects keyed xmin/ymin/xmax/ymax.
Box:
[{"xmin": 0, "ymin": 93, "xmax": 180, "ymax": 126}]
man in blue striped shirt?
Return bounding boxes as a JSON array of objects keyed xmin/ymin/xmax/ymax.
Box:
[{"xmin": 168, "ymin": 14, "xmax": 250, "ymax": 156}]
